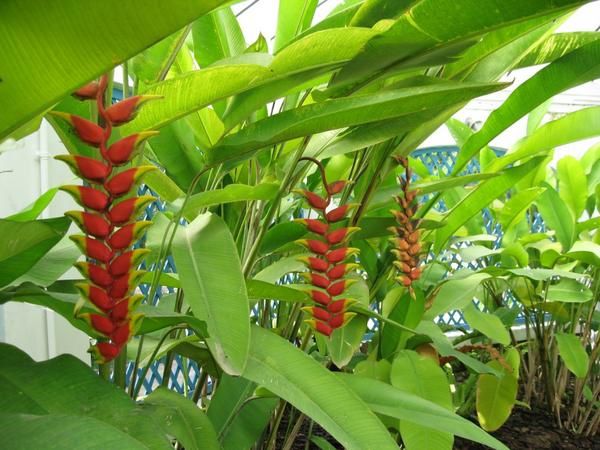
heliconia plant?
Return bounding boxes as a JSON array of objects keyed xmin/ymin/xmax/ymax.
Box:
[
  {"xmin": 294, "ymin": 157, "xmax": 361, "ymax": 337},
  {"xmin": 390, "ymin": 156, "xmax": 425, "ymax": 297},
  {"xmin": 52, "ymin": 75, "xmax": 160, "ymax": 363}
]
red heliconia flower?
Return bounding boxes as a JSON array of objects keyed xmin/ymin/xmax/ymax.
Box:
[
  {"xmin": 107, "ymin": 221, "xmax": 152, "ymax": 250},
  {"xmin": 73, "ymin": 81, "xmax": 100, "ymax": 101},
  {"xmin": 106, "ymin": 195, "xmax": 155, "ymax": 225},
  {"xmin": 55, "ymin": 155, "xmax": 111, "ymax": 183},
  {"xmin": 293, "ymin": 157, "xmax": 362, "ymax": 337},
  {"xmin": 75, "ymin": 262, "xmax": 113, "ymax": 288},
  {"xmin": 108, "ymin": 249, "xmax": 150, "ymax": 277},
  {"xmin": 70, "ymin": 235, "xmax": 113, "ymax": 263},
  {"xmin": 295, "ymin": 218, "xmax": 329, "ymax": 235},
  {"xmin": 60, "ymin": 185, "xmax": 109, "ymax": 211},
  {"xmin": 65, "ymin": 211, "xmax": 111, "ymax": 238},
  {"xmin": 104, "ymin": 166, "xmax": 156, "ymax": 197},
  {"xmin": 106, "ymin": 131, "xmax": 158, "ymax": 165},
  {"xmin": 50, "ymin": 112, "xmax": 105, "ymax": 147},
  {"xmin": 57, "ymin": 75, "xmax": 160, "ymax": 363},
  {"xmin": 104, "ymin": 95, "xmax": 162, "ymax": 125},
  {"xmin": 390, "ymin": 156, "xmax": 425, "ymax": 297}
]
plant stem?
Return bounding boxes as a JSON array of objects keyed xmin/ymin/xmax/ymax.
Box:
[{"xmin": 113, "ymin": 351, "xmax": 127, "ymax": 388}]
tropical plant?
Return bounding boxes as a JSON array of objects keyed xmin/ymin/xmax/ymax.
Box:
[{"xmin": 2, "ymin": 0, "xmax": 600, "ymax": 449}]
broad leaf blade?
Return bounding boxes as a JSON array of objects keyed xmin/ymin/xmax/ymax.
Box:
[{"xmin": 172, "ymin": 213, "xmax": 250, "ymax": 375}]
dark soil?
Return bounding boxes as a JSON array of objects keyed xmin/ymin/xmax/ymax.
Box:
[
  {"xmin": 278, "ymin": 405, "xmax": 598, "ymax": 449},
  {"xmin": 454, "ymin": 406, "xmax": 599, "ymax": 450}
]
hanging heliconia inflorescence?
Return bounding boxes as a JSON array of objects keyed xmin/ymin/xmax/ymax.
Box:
[
  {"xmin": 294, "ymin": 157, "xmax": 361, "ymax": 337},
  {"xmin": 53, "ymin": 75, "xmax": 160, "ymax": 363},
  {"xmin": 390, "ymin": 155, "xmax": 425, "ymax": 297}
]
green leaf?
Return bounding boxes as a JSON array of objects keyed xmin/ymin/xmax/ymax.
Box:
[
  {"xmin": 192, "ymin": 7, "xmax": 246, "ymax": 69},
  {"xmin": 142, "ymin": 388, "xmax": 220, "ymax": 450},
  {"xmin": 223, "ymin": 27, "xmax": 378, "ymax": 129},
  {"xmin": 506, "ymin": 268, "xmax": 584, "ymax": 281},
  {"xmin": 328, "ymin": 0, "xmax": 585, "ymax": 93},
  {"xmin": 516, "ymin": 32, "xmax": 600, "ymax": 68},
  {"xmin": 12, "ymin": 236, "xmax": 79, "ymax": 287},
  {"xmin": 122, "ymin": 64, "xmax": 273, "ymax": 134},
  {"xmin": 172, "ymin": 213, "xmax": 250, "ymax": 375},
  {"xmin": 350, "ymin": 0, "xmax": 414, "ymax": 27},
  {"xmin": 243, "ymin": 326, "xmax": 399, "ymax": 450},
  {"xmin": 434, "ymin": 158, "xmax": 543, "ymax": 252},
  {"xmin": 547, "ymin": 279, "xmax": 593, "ymax": 303},
  {"xmin": 381, "ymin": 289, "xmax": 425, "ymax": 359},
  {"xmin": 207, "ymin": 375, "xmax": 277, "ymax": 450},
  {"xmin": 411, "ymin": 173, "xmax": 499, "ymax": 196},
  {"xmin": 0, "ymin": 0, "xmax": 233, "ymax": 139},
  {"xmin": 463, "ymin": 303, "xmax": 511, "ymax": 345},
  {"xmin": 6, "ymin": 188, "xmax": 58, "ymax": 221},
  {"xmin": 0, "ymin": 217, "xmax": 70, "ymax": 288},
  {"xmin": 182, "ymin": 183, "xmax": 279, "ymax": 221},
  {"xmin": 555, "ymin": 333, "xmax": 589, "ymax": 378},
  {"xmin": 557, "ymin": 156, "xmax": 587, "ymax": 219},
  {"xmin": 0, "ymin": 343, "xmax": 173, "ymax": 449},
  {"xmin": 424, "ymin": 273, "xmax": 489, "ymax": 319},
  {"xmin": 246, "ymin": 279, "xmax": 308, "ymax": 303},
  {"xmin": 566, "ymin": 240, "xmax": 600, "ymax": 266},
  {"xmin": 274, "ymin": 0, "xmax": 318, "ymax": 52},
  {"xmin": 391, "ymin": 350, "xmax": 454, "ymax": 450},
  {"xmin": 476, "ymin": 360, "xmax": 518, "ymax": 432},
  {"xmin": 457, "ymin": 39, "xmax": 600, "ymax": 171},
  {"xmin": 535, "ymin": 182, "xmax": 575, "ymax": 251},
  {"xmin": 338, "ymin": 374, "xmax": 508, "ymax": 450},
  {"xmin": 496, "ymin": 187, "xmax": 545, "ymax": 230},
  {"xmin": 210, "ymin": 82, "xmax": 506, "ymax": 166}
]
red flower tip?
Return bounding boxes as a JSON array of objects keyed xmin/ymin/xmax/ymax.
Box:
[
  {"xmin": 108, "ymin": 249, "xmax": 151, "ymax": 277},
  {"xmin": 326, "ymin": 180, "xmax": 349, "ymax": 195},
  {"xmin": 298, "ymin": 256, "xmax": 329, "ymax": 272},
  {"xmin": 327, "ymin": 279, "xmax": 356, "ymax": 297},
  {"xmin": 105, "ymin": 95, "xmax": 162, "ymax": 126},
  {"xmin": 294, "ymin": 189, "xmax": 329, "ymax": 210},
  {"xmin": 75, "ymin": 283, "xmax": 113, "ymax": 312},
  {"xmin": 295, "ymin": 218, "xmax": 329, "ymax": 235},
  {"xmin": 65, "ymin": 211, "xmax": 111, "ymax": 238},
  {"xmin": 326, "ymin": 263, "xmax": 359, "ymax": 280},
  {"xmin": 300, "ymin": 272, "xmax": 330, "ymax": 289},
  {"xmin": 104, "ymin": 166, "xmax": 157, "ymax": 197},
  {"xmin": 326, "ymin": 227, "xmax": 360, "ymax": 245},
  {"xmin": 326, "ymin": 247, "xmax": 360, "ymax": 264},
  {"xmin": 305, "ymin": 319, "xmax": 333, "ymax": 337},
  {"xmin": 49, "ymin": 112, "xmax": 105, "ymax": 147},
  {"xmin": 55, "ymin": 155, "xmax": 111, "ymax": 183},
  {"xmin": 107, "ymin": 195, "xmax": 155, "ymax": 225},
  {"xmin": 74, "ymin": 262, "xmax": 113, "ymax": 288},
  {"xmin": 106, "ymin": 131, "xmax": 159, "ymax": 165},
  {"xmin": 107, "ymin": 221, "xmax": 152, "ymax": 250},
  {"xmin": 325, "ymin": 203, "xmax": 359, "ymax": 223},
  {"xmin": 309, "ymin": 289, "xmax": 331, "ymax": 306},
  {"xmin": 90, "ymin": 342, "xmax": 121, "ymax": 363},
  {"xmin": 60, "ymin": 185, "xmax": 109, "ymax": 211},
  {"xmin": 296, "ymin": 239, "xmax": 330, "ymax": 255},
  {"xmin": 70, "ymin": 235, "xmax": 112, "ymax": 263},
  {"xmin": 72, "ymin": 81, "xmax": 100, "ymax": 101}
]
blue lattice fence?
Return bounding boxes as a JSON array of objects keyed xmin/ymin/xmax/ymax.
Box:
[{"xmin": 128, "ymin": 145, "xmax": 524, "ymax": 395}]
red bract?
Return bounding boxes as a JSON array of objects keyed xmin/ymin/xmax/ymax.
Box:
[
  {"xmin": 60, "ymin": 186, "xmax": 109, "ymax": 211},
  {"xmin": 58, "ymin": 75, "xmax": 159, "ymax": 362},
  {"xmin": 106, "ymin": 132, "xmax": 158, "ymax": 165},
  {"xmin": 56, "ymin": 155, "xmax": 110, "ymax": 183},
  {"xmin": 293, "ymin": 162, "xmax": 362, "ymax": 337},
  {"xmin": 104, "ymin": 166, "xmax": 156, "ymax": 197},
  {"xmin": 105, "ymin": 95, "xmax": 161, "ymax": 125},
  {"xmin": 50, "ymin": 112, "xmax": 104, "ymax": 147}
]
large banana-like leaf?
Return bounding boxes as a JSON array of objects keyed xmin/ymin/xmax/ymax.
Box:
[
  {"xmin": 243, "ymin": 326, "xmax": 399, "ymax": 450},
  {"xmin": 515, "ymin": 31, "xmax": 600, "ymax": 68},
  {"xmin": 327, "ymin": 0, "xmax": 587, "ymax": 93},
  {"xmin": 456, "ymin": 39, "xmax": 600, "ymax": 171},
  {"xmin": 338, "ymin": 374, "xmax": 509, "ymax": 450},
  {"xmin": 0, "ymin": 344, "xmax": 177, "ymax": 449},
  {"xmin": 209, "ymin": 82, "xmax": 506, "ymax": 166},
  {"xmin": 0, "ymin": 0, "xmax": 235, "ymax": 140},
  {"xmin": 172, "ymin": 213, "xmax": 250, "ymax": 375}
]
